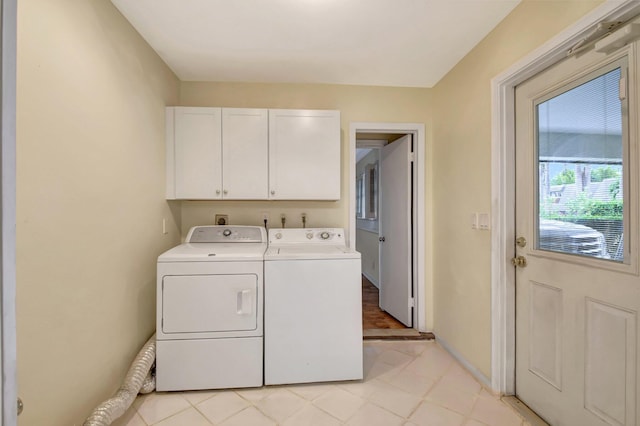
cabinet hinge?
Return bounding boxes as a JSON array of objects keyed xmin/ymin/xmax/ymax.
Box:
[
  {"xmin": 408, "ymin": 298, "xmax": 415, "ymax": 308},
  {"xmin": 409, "ymin": 152, "xmax": 415, "ymax": 162}
]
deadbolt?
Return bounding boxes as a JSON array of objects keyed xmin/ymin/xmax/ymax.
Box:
[
  {"xmin": 511, "ymin": 256, "xmax": 527, "ymax": 267},
  {"xmin": 516, "ymin": 236, "xmax": 527, "ymax": 247}
]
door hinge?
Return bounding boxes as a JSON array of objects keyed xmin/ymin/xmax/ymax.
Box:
[
  {"xmin": 409, "ymin": 152, "xmax": 415, "ymax": 162},
  {"xmin": 408, "ymin": 298, "xmax": 415, "ymax": 308}
]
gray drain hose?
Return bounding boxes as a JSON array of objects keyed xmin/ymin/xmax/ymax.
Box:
[{"xmin": 83, "ymin": 334, "xmax": 156, "ymax": 426}]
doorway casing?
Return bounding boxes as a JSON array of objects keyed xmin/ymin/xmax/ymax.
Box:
[
  {"xmin": 349, "ymin": 122, "xmax": 429, "ymax": 332},
  {"xmin": 490, "ymin": 0, "xmax": 640, "ymax": 395}
]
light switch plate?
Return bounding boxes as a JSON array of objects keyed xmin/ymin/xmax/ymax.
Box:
[{"xmin": 478, "ymin": 213, "xmax": 490, "ymax": 230}]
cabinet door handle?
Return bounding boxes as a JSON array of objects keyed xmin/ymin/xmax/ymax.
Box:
[
  {"xmin": 270, "ymin": 190, "xmax": 275, "ymax": 195},
  {"xmin": 215, "ymin": 189, "xmax": 221, "ymax": 195},
  {"xmin": 223, "ymin": 190, "xmax": 228, "ymax": 195}
]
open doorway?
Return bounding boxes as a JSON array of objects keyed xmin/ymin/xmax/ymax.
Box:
[
  {"xmin": 349, "ymin": 122, "xmax": 428, "ymax": 338},
  {"xmin": 356, "ymin": 136, "xmax": 410, "ymax": 332}
]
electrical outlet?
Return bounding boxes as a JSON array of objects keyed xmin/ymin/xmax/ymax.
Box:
[
  {"xmin": 215, "ymin": 214, "xmax": 229, "ymax": 226},
  {"xmin": 262, "ymin": 212, "xmax": 270, "ymax": 221},
  {"xmin": 162, "ymin": 218, "xmax": 168, "ymax": 235}
]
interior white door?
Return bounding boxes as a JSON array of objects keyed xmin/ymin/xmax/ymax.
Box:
[
  {"xmin": 515, "ymin": 44, "xmax": 639, "ymax": 425},
  {"xmin": 379, "ymin": 135, "xmax": 412, "ymax": 327}
]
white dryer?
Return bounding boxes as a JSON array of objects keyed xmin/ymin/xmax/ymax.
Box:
[
  {"xmin": 264, "ymin": 228, "xmax": 363, "ymax": 385},
  {"xmin": 156, "ymin": 225, "xmax": 267, "ymax": 391}
]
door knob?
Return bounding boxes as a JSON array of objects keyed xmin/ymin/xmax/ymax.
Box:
[
  {"xmin": 511, "ymin": 256, "xmax": 527, "ymax": 267},
  {"xmin": 17, "ymin": 397, "xmax": 23, "ymax": 415},
  {"xmin": 379, "ymin": 236, "xmax": 385, "ymax": 242}
]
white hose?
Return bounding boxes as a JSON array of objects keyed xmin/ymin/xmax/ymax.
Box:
[{"xmin": 83, "ymin": 334, "xmax": 156, "ymax": 426}]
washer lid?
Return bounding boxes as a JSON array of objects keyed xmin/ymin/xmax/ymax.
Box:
[
  {"xmin": 264, "ymin": 245, "xmax": 361, "ymax": 260},
  {"xmin": 158, "ymin": 243, "xmax": 267, "ymax": 262}
]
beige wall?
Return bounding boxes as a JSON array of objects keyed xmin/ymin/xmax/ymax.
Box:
[
  {"xmin": 17, "ymin": 1, "xmax": 179, "ymax": 424},
  {"xmin": 179, "ymin": 83, "xmax": 431, "ymax": 238},
  {"xmin": 356, "ymin": 229, "xmax": 379, "ymax": 285},
  {"xmin": 431, "ymin": 0, "xmax": 602, "ymax": 379}
]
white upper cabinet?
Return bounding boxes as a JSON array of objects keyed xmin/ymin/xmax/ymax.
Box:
[
  {"xmin": 222, "ymin": 108, "xmax": 268, "ymax": 199},
  {"xmin": 167, "ymin": 107, "xmax": 340, "ymax": 200},
  {"xmin": 167, "ymin": 107, "xmax": 222, "ymax": 200},
  {"xmin": 268, "ymin": 109, "xmax": 341, "ymax": 200}
]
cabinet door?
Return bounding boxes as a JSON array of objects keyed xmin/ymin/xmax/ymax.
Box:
[
  {"xmin": 222, "ymin": 108, "xmax": 269, "ymax": 199},
  {"xmin": 268, "ymin": 109, "xmax": 341, "ymax": 200},
  {"xmin": 169, "ymin": 107, "xmax": 222, "ymax": 199}
]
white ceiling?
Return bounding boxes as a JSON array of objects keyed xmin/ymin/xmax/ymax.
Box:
[{"xmin": 111, "ymin": 0, "xmax": 520, "ymax": 88}]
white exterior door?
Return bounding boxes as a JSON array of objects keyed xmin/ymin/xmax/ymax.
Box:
[
  {"xmin": 379, "ymin": 135, "xmax": 412, "ymax": 327},
  {"xmin": 515, "ymin": 43, "xmax": 639, "ymax": 425}
]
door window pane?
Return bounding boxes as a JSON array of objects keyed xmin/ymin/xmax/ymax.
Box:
[{"xmin": 537, "ymin": 67, "xmax": 624, "ymax": 261}]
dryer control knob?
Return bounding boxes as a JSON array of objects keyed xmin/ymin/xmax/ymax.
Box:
[
  {"xmin": 306, "ymin": 233, "xmax": 314, "ymax": 239},
  {"xmin": 320, "ymin": 231, "xmax": 330, "ymax": 240},
  {"xmin": 223, "ymin": 229, "xmax": 232, "ymax": 237},
  {"xmin": 275, "ymin": 232, "xmax": 282, "ymax": 239}
]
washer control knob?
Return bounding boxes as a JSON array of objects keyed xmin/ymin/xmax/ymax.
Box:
[
  {"xmin": 320, "ymin": 231, "xmax": 330, "ymax": 240},
  {"xmin": 222, "ymin": 229, "xmax": 232, "ymax": 237},
  {"xmin": 306, "ymin": 233, "xmax": 314, "ymax": 239},
  {"xmin": 275, "ymin": 232, "xmax": 282, "ymax": 239}
]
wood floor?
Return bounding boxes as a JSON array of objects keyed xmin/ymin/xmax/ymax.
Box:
[{"xmin": 362, "ymin": 275, "xmax": 407, "ymax": 330}]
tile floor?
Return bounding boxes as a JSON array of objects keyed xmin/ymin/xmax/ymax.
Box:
[{"xmin": 114, "ymin": 340, "xmax": 531, "ymax": 426}]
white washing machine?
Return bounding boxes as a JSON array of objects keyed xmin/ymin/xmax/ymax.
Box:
[
  {"xmin": 156, "ymin": 225, "xmax": 267, "ymax": 391},
  {"xmin": 264, "ymin": 228, "xmax": 363, "ymax": 385}
]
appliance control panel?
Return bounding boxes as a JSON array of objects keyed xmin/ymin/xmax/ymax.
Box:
[
  {"xmin": 186, "ymin": 226, "xmax": 267, "ymax": 243},
  {"xmin": 269, "ymin": 228, "xmax": 346, "ymax": 245}
]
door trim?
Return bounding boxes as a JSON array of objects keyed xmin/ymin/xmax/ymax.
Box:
[
  {"xmin": 349, "ymin": 122, "xmax": 429, "ymax": 332},
  {"xmin": 491, "ymin": 0, "xmax": 640, "ymax": 395},
  {"xmin": 1, "ymin": 0, "xmax": 17, "ymax": 422}
]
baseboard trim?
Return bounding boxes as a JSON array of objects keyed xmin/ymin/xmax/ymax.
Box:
[
  {"xmin": 435, "ymin": 334, "xmax": 493, "ymax": 391},
  {"xmin": 362, "ymin": 271, "xmax": 379, "ymax": 288}
]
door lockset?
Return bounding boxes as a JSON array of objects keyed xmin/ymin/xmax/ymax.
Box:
[
  {"xmin": 516, "ymin": 237, "xmax": 527, "ymax": 247},
  {"xmin": 511, "ymin": 256, "xmax": 527, "ymax": 267}
]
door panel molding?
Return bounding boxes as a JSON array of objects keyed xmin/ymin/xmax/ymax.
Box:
[
  {"xmin": 491, "ymin": 0, "xmax": 640, "ymax": 395},
  {"xmin": 584, "ymin": 298, "xmax": 636, "ymax": 425}
]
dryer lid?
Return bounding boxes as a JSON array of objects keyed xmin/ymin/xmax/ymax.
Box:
[{"xmin": 158, "ymin": 242, "xmax": 267, "ymax": 262}]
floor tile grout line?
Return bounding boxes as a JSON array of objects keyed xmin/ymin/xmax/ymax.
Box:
[
  {"xmin": 132, "ymin": 341, "xmax": 529, "ymax": 426},
  {"xmin": 140, "ymin": 403, "xmax": 194, "ymax": 426}
]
